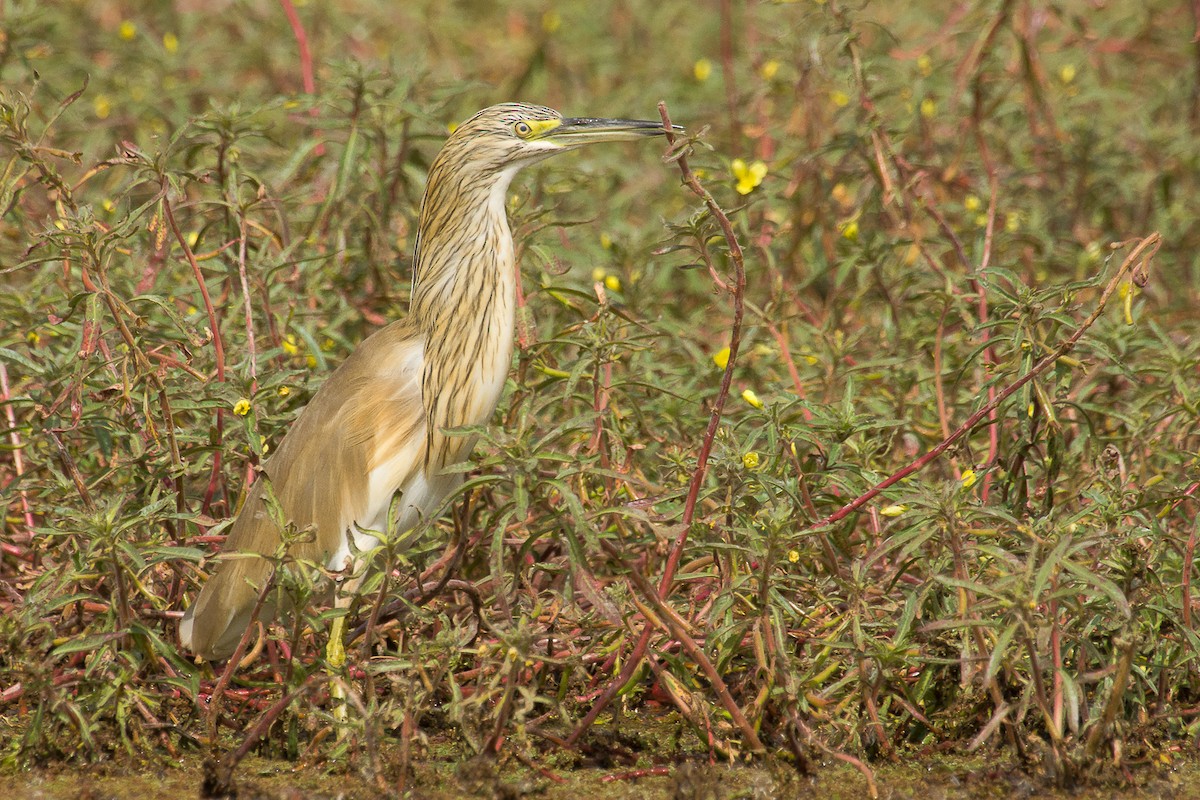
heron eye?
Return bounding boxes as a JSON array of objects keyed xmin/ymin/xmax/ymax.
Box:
[{"xmin": 514, "ymin": 121, "xmax": 533, "ymax": 137}]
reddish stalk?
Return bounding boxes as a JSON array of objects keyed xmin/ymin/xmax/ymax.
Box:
[
  {"xmin": 162, "ymin": 188, "xmax": 227, "ymax": 514},
  {"xmin": 569, "ymin": 101, "xmax": 749, "ymax": 745},
  {"xmin": 278, "ymin": 0, "xmax": 324, "ymax": 156}
]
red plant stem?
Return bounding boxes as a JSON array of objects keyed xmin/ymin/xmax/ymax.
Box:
[
  {"xmin": 802, "ymin": 233, "xmax": 1160, "ymax": 534},
  {"xmin": 569, "ymin": 101, "xmax": 749, "ymax": 745},
  {"xmin": 972, "ymin": 117, "xmax": 1002, "ymax": 502},
  {"xmin": 278, "ymin": 0, "xmax": 324, "ymax": 156},
  {"xmin": 602, "ymin": 767, "xmax": 671, "ymax": 783},
  {"xmin": 162, "ymin": 188, "xmax": 227, "ymax": 514}
]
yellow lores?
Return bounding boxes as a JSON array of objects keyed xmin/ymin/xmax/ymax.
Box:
[{"xmin": 180, "ymin": 104, "xmax": 678, "ymax": 661}]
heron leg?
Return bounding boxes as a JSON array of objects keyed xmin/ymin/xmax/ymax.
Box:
[{"xmin": 327, "ymin": 575, "xmax": 359, "ymax": 728}]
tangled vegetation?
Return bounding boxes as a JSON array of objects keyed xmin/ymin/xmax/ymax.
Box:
[{"xmin": 2, "ymin": 0, "xmax": 1198, "ymax": 796}]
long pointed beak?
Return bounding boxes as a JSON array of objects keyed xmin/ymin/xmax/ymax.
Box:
[{"xmin": 543, "ymin": 117, "xmax": 682, "ymax": 147}]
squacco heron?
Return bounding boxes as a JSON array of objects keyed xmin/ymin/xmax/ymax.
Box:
[{"xmin": 180, "ymin": 103, "xmax": 674, "ymax": 661}]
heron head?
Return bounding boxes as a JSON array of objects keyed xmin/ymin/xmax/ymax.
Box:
[{"xmin": 447, "ymin": 102, "xmax": 680, "ymax": 172}]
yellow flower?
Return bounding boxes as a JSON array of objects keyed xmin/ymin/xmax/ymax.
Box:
[
  {"xmin": 93, "ymin": 95, "xmax": 112, "ymax": 120},
  {"xmin": 712, "ymin": 346, "xmax": 730, "ymax": 370},
  {"xmin": 974, "ymin": 214, "xmax": 988, "ymax": 228},
  {"xmin": 880, "ymin": 504, "xmax": 908, "ymax": 518},
  {"xmin": 964, "ymin": 195, "xmax": 981, "ymax": 212},
  {"xmin": 840, "ymin": 220, "xmax": 859, "ymax": 242},
  {"xmin": 604, "ymin": 274, "xmax": 622, "ymax": 292},
  {"xmin": 1005, "ymin": 212, "xmax": 1021, "ymax": 233},
  {"xmin": 278, "ymin": 386, "xmax": 291, "ymax": 397},
  {"xmin": 541, "ymin": 10, "xmax": 561, "ymax": 33},
  {"xmin": 282, "ymin": 334, "xmax": 300, "ymax": 356},
  {"xmin": 960, "ymin": 469, "xmax": 978, "ymax": 489},
  {"xmin": 830, "ymin": 90, "xmax": 850, "ymax": 108},
  {"xmin": 233, "ymin": 398, "xmax": 251, "ymax": 416},
  {"xmin": 1059, "ymin": 64, "xmax": 1076, "ymax": 84},
  {"xmin": 917, "ymin": 54, "xmax": 932, "ymax": 77},
  {"xmin": 787, "ymin": 549, "xmax": 800, "ymax": 563},
  {"xmin": 742, "ymin": 451, "xmax": 760, "ymax": 470},
  {"xmin": 760, "ymin": 60, "xmax": 780, "ymax": 80},
  {"xmin": 731, "ymin": 158, "xmax": 767, "ymax": 195},
  {"xmin": 920, "ymin": 98, "xmax": 937, "ymax": 119},
  {"xmin": 102, "ymin": 199, "xmax": 116, "ymax": 213},
  {"xmin": 26, "ymin": 331, "xmax": 40, "ymax": 346},
  {"xmin": 694, "ymin": 58, "xmax": 713, "ymax": 82},
  {"xmin": 118, "ymin": 20, "xmax": 137, "ymax": 40},
  {"xmin": 599, "ymin": 232, "xmax": 613, "ymax": 250},
  {"xmin": 741, "ymin": 389, "xmax": 763, "ymax": 409},
  {"xmin": 163, "ymin": 32, "xmax": 179, "ymax": 53}
]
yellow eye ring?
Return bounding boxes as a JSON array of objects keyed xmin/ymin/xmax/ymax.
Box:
[{"xmin": 514, "ymin": 121, "xmax": 533, "ymax": 137}]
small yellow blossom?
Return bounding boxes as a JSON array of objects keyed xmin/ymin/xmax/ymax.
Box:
[
  {"xmin": 599, "ymin": 232, "xmax": 613, "ymax": 250},
  {"xmin": 282, "ymin": 334, "xmax": 300, "ymax": 356},
  {"xmin": 1005, "ymin": 212, "xmax": 1020, "ymax": 233},
  {"xmin": 1059, "ymin": 64, "xmax": 1076, "ymax": 84},
  {"xmin": 787, "ymin": 549, "xmax": 800, "ymax": 563},
  {"xmin": 278, "ymin": 386, "xmax": 291, "ymax": 397},
  {"xmin": 321, "ymin": 337, "xmax": 334, "ymax": 351},
  {"xmin": 591, "ymin": 267, "xmax": 606, "ymax": 283},
  {"xmin": 880, "ymin": 504, "xmax": 908, "ymax": 518},
  {"xmin": 604, "ymin": 274, "xmax": 622, "ymax": 292},
  {"xmin": 163, "ymin": 32, "xmax": 178, "ymax": 53},
  {"xmin": 93, "ymin": 95, "xmax": 111, "ymax": 120},
  {"xmin": 830, "ymin": 90, "xmax": 851, "ymax": 108},
  {"xmin": 964, "ymin": 195, "xmax": 981, "ymax": 212},
  {"xmin": 694, "ymin": 58, "xmax": 713, "ymax": 82},
  {"xmin": 731, "ymin": 158, "xmax": 767, "ymax": 195},
  {"xmin": 306, "ymin": 354, "xmax": 318, "ymax": 369},
  {"xmin": 742, "ymin": 451, "xmax": 760, "ymax": 470},
  {"xmin": 920, "ymin": 98, "xmax": 937, "ymax": 119},
  {"xmin": 917, "ymin": 54, "xmax": 933, "ymax": 77},
  {"xmin": 541, "ymin": 10, "xmax": 561, "ymax": 33},
  {"xmin": 118, "ymin": 20, "xmax": 137, "ymax": 40},
  {"xmin": 712, "ymin": 346, "xmax": 730, "ymax": 370},
  {"xmin": 760, "ymin": 60, "xmax": 780, "ymax": 80},
  {"xmin": 840, "ymin": 220, "xmax": 859, "ymax": 242},
  {"xmin": 102, "ymin": 199, "xmax": 116, "ymax": 213},
  {"xmin": 186, "ymin": 230, "xmax": 199, "ymax": 248},
  {"xmin": 960, "ymin": 469, "xmax": 978, "ymax": 489},
  {"xmin": 26, "ymin": 331, "xmax": 40, "ymax": 346},
  {"xmin": 233, "ymin": 398, "xmax": 251, "ymax": 416},
  {"xmin": 974, "ymin": 214, "xmax": 988, "ymax": 228},
  {"xmin": 741, "ymin": 388, "xmax": 764, "ymax": 409},
  {"xmin": 447, "ymin": 121, "xmax": 459, "ymax": 134}
]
